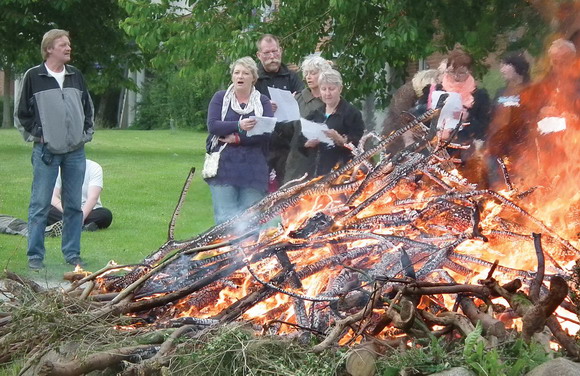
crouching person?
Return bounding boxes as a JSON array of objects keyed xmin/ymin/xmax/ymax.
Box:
[{"xmin": 49, "ymin": 159, "xmax": 113, "ymax": 232}]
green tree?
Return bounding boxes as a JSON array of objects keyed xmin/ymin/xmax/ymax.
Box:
[
  {"xmin": 119, "ymin": 0, "xmax": 548, "ymax": 107},
  {"xmin": 0, "ymin": 0, "xmax": 143, "ymax": 128}
]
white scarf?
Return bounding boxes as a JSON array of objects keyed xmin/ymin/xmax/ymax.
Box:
[{"xmin": 221, "ymin": 84, "xmax": 264, "ymax": 120}]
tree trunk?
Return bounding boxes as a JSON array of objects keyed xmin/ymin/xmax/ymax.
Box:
[{"xmin": 2, "ymin": 67, "xmax": 12, "ymax": 129}]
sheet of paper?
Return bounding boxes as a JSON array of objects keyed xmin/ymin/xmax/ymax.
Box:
[
  {"xmin": 300, "ymin": 118, "xmax": 334, "ymax": 146},
  {"xmin": 537, "ymin": 116, "xmax": 566, "ymax": 135},
  {"xmin": 429, "ymin": 91, "xmax": 463, "ymax": 130},
  {"xmin": 268, "ymin": 87, "xmax": 301, "ymax": 121},
  {"xmin": 246, "ymin": 116, "xmax": 278, "ymax": 136}
]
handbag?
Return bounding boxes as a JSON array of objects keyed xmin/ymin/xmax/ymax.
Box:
[{"xmin": 202, "ymin": 136, "xmax": 227, "ymax": 179}]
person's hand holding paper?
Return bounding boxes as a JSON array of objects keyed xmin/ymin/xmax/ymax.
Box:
[
  {"xmin": 300, "ymin": 118, "xmax": 334, "ymax": 145},
  {"xmin": 247, "ymin": 116, "xmax": 278, "ymax": 136}
]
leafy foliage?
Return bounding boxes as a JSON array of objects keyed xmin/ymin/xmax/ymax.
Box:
[
  {"xmin": 376, "ymin": 337, "xmax": 461, "ymax": 374},
  {"xmin": 119, "ymin": 0, "xmax": 548, "ymax": 106},
  {"xmin": 172, "ymin": 324, "xmax": 347, "ymax": 375},
  {"xmin": 373, "ymin": 326, "xmax": 552, "ymax": 376},
  {"xmin": 0, "ymin": 285, "xmax": 138, "ymax": 373},
  {"xmin": 132, "ymin": 68, "xmax": 214, "ymax": 130},
  {"xmin": 503, "ymin": 339, "xmax": 553, "ymax": 376},
  {"xmin": 463, "ymin": 321, "xmax": 505, "ymax": 376},
  {"xmin": 0, "ymin": 0, "xmax": 143, "ymax": 95}
]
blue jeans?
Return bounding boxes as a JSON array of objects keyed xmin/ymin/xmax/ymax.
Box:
[
  {"xmin": 28, "ymin": 144, "xmax": 86, "ymax": 262},
  {"xmin": 209, "ymin": 184, "xmax": 265, "ymax": 225}
]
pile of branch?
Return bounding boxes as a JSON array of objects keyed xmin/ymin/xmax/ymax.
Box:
[{"xmin": 2, "ymin": 108, "xmax": 579, "ymax": 375}]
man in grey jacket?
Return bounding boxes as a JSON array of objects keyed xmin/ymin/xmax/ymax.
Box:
[{"xmin": 14, "ymin": 29, "xmax": 94, "ymax": 270}]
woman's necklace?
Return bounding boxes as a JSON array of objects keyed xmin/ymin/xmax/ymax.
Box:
[
  {"xmin": 235, "ymin": 91, "xmax": 250, "ymax": 105},
  {"xmin": 325, "ymin": 104, "xmax": 337, "ymax": 119}
]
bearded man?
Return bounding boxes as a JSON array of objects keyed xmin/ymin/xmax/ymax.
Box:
[{"xmin": 254, "ymin": 34, "xmax": 304, "ymax": 187}]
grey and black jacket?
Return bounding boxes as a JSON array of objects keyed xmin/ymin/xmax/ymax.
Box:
[{"xmin": 14, "ymin": 63, "xmax": 94, "ymax": 154}]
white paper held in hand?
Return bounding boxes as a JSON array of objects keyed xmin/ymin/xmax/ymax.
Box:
[
  {"xmin": 246, "ymin": 116, "xmax": 278, "ymax": 136},
  {"xmin": 300, "ymin": 118, "xmax": 335, "ymax": 146},
  {"xmin": 268, "ymin": 87, "xmax": 301, "ymax": 121},
  {"xmin": 429, "ymin": 91, "xmax": 463, "ymax": 130}
]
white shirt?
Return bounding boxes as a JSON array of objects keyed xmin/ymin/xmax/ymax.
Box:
[
  {"xmin": 55, "ymin": 159, "xmax": 103, "ymax": 209},
  {"xmin": 45, "ymin": 63, "xmax": 66, "ymax": 89}
]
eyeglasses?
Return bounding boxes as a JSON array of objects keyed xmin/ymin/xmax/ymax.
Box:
[
  {"xmin": 447, "ymin": 67, "xmax": 469, "ymax": 76},
  {"xmin": 260, "ymin": 49, "xmax": 280, "ymax": 57}
]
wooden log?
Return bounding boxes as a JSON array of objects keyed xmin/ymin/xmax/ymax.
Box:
[
  {"xmin": 459, "ymin": 297, "xmax": 507, "ymax": 339},
  {"xmin": 36, "ymin": 345, "xmax": 157, "ymax": 376},
  {"xmin": 546, "ymin": 316, "xmax": 580, "ymax": 359},
  {"xmin": 121, "ymin": 325, "xmax": 196, "ymax": 375},
  {"xmin": 5, "ymin": 271, "xmax": 45, "ymax": 293},
  {"xmin": 522, "ymin": 276, "xmax": 568, "ymax": 341},
  {"xmin": 529, "ymin": 232, "xmax": 545, "ymax": 303},
  {"xmin": 312, "ymin": 283, "xmax": 383, "ymax": 353},
  {"xmin": 118, "ymin": 260, "xmax": 246, "ymax": 315}
]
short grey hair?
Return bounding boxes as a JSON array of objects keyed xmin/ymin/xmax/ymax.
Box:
[
  {"xmin": 256, "ymin": 34, "xmax": 280, "ymax": 51},
  {"xmin": 301, "ymin": 55, "xmax": 332, "ymax": 77},
  {"xmin": 318, "ymin": 69, "xmax": 343, "ymax": 87},
  {"xmin": 549, "ymin": 38, "xmax": 576, "ymax": 58},
  {"xmin": 230, "ymin": 56, "xmax": 259, "ymax": 83},
  {"xmin": 41, "ymin": 29, "xmax": 69, "ymax": 60}
]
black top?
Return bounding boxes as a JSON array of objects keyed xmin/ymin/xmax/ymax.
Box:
[
  {"xmin": 255, "ymin": 62, "xmax": 304, "ymax": 98},
  {"xmin": 284, "ymin": 98, "xmax": 365, "ymax": 183}
]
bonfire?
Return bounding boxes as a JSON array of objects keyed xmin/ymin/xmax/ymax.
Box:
[{"xmin": 1, "ymin": 91, "xmax": 579, "ymax": 375}]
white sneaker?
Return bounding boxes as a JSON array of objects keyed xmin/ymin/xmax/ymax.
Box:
[{"xmin": 45, "ymin": 220, "xmax": 63, "ymax": 237}]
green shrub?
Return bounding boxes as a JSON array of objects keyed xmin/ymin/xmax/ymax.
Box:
[
  {"xmin": 133, "ymin": 69, "xmax": 215, "ymax": 131},
  {"xmin": 172, "ymin": 325, "xmax": 347, "ymax": 376}
]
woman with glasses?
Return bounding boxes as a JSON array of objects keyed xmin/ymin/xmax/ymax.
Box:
[{"xmin": 436, "ymin": 47, "xmax": 491, "ymax": 144}]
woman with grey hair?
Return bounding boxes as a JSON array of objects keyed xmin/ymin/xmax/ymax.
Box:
[
  {"xmin": 284, "ymin": 69, "xmax": 364, "ymax": 183},
  {"xmin": 295, "ymin": 55, "xmax": 333, "ymax": 117},
  {"xmin": 270, "ymin": 55, "xmax": 332, "ymax": 186},
  {"xmin": 204, "ymin": 56, "xmax": 274, "ymax": 224}
]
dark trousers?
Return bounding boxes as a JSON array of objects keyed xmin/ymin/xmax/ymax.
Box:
[{"xmin": 47, "ymin": 206, "xmax": 113, "ymax": 229}]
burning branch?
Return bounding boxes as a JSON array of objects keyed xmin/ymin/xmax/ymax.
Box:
[{"xmin": 529, "ymin": 233, "xmax": 546, "ymax": 303}]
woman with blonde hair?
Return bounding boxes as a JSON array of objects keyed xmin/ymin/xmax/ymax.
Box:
[
  {"xmin": 204, "ymin": 56, "xmax": 274, "ymax": 224},
  {"xmin": 381, "ymin": 68, "xmax": 442, "ymax": 152}
]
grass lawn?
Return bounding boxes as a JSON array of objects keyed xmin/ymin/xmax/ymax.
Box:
[{"xmin": 0, "ymin": 128, "xmax": 215, "ymax": 282}]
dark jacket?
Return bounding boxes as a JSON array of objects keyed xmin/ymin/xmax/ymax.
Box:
[
  {"xmin": 457, "ymin": 88, "xmax": 491, "ymax": 143},
  {"xmin": 269, "ymin": 88, "xmax": 324, "ymax": 184},
  {"xmin": 284, "ymin": 98, "xmax": 364, "ymax": 183},
  {"xmin": 256, "ymin": 62, "xmax": 304, "ymax": 184},
  {"xmin": 204, "ymin": 90, "xmax": 274, "ymax": 192},
  {"xmin": 255, "ymin": 62, "xmax": 304, "ymax": 98},
  {"xmin": 14, "ymin": 63, "xmax": 94, "ymax": 154}
]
